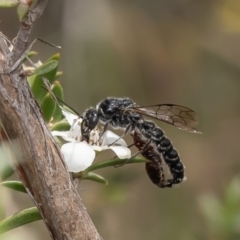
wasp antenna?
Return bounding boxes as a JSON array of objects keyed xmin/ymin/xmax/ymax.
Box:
[{"xmin": 40, "ymin": 85, "xmax": 80, "ymax": 116}]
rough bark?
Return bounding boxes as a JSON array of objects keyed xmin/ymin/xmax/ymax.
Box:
[{"xmin": 0, "ymin": 1, "xmax": 102, "ymax": 239}]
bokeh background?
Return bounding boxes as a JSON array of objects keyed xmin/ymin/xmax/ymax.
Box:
[{"xmin": 1, "ymin": 0, "xmax": 240, "ymax": 239}]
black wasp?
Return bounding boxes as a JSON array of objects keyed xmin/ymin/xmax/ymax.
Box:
[
  {"xmin": 80, "ymin": 97, "xmax": 200, "ymax": 187},
  {"xmin": 80, "ymin": 97, "xmax": 200, "ymax": 141}
]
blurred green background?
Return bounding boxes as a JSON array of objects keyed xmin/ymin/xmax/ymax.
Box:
[{"xmin": 1, "ymin": 0, "xmax": 240, "ymax": 239}]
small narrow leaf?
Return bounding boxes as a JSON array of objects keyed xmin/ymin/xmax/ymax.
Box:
[
  {"xmin": 52, "ymin": 81, "xmax": 64, "ymax": 100},
  {"xmin": 81, "ymin": 172, "xmax": 108, "ymax": 185},
  {"xmin": 23, "ymin": 51, "xmax": 38, "ymax": 62},
  {"xmin": 52, "ymin": 81, "xmax": 64, "ymax": 122},
  {"xmin": 225, "ymin": 177, "xmax": 240, "ymax": 207},
  {"xmin": 85, "ymin": 158, "xmax": 147, "ymax": 173},
  {"xmin": 17, "ymin": 3, "xmax": 30, "ymax": 21},
  {"xmin": 45, "ymin": 53, "xmax": 60, "ymax": 62},
  {"xmin": 28, "ymin": 75, "xmax": 47, "ymax": 104},
  {"xmin": 43, "ymin": 54, "xmax": 60, "ymax": 83},
  {"xmin": 41, "ymin": 93, "xmax": 56, "ymax": 123},
  {"xmin": 51, "ymin": 120, "xmax": 70, "ymax": 131},
  {"xmin": 0, "ymin": 207, "xmax": 41, "ymax": 234},
  {"xmin": 54, "ymin": 71, "xmax": 63, "ymax": 80},
  {"xmin": 0, "ymin": 143, "xmax": 14, "ymax": 181},
  {"xmin": 34, "ymin": 60, "xmax": 58, "ymax": 76},
  {"xmin": 199, "ymin": 195, "xmax": 223, "ymax": 229},
  {"xmin": 0, "ymin": 164, "xmax": 14, "ymax": 181},
  {"xmin": 1, "ymin": 181, "xmax": 27, "ymax": 193}
]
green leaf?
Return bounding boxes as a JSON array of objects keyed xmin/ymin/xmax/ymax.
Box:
[
  {"xmin": 28, "ymin": 75, "xmax": 47, "ymax": 104},
  {"xmin": 45, "ymin": 53, "xmax": 60, "ymax": 62},
  {"xmin": 52, "ymin": 81, "xmax": 64, "ymax": 100},
  {"xmin": 1, "ymin": 181, "xmax": 27, "ymax": 193},
  {"xmin": 85, "ymin": 157, "xmax": 147, "ymax": 173},
  {"xmin": 23, "ymin": 51, "xmax": 38, "ymax": 62},
  {"xmin": 43, "ymin": 54, "xmax": 60, "ymax": 83},
  {"xmin": 34, "ymin": 60, "xmax": 58, "ymax": 76},
  {"xmin": 41, "ymin": 93, "xmax": 56, "ymax": 123},
  {"xmin": 51, "ymin": 120, "xmax": 70, "ymax": 131},
  {"xmin": 0, "ymin": 143, "xmax": 14, "ymax": 181},
  {"xmin": 0, "ymin": 207, "xmax": 41, "ymax": 234},
  {"xmin": 225, "ymin": 177, "xmax": 240, "ymax": 208},
  {"xmin": 54, "ymin": 71, "xmax": 63, "ymax": 80},
  {"xmin": 27, "ymin": 74, "xmax": 37, "ymax": 88},
  {"xmin": 17, "ymin": 3, "xmax": 30, "ymax": 21},
  {"xmin": 0, "ymin": 0, "xmax": 18, "ymax": 8},
  {"xmin": 222, "ymin": 177, "xmax": 240, "ymax": 231},
  {"xmin": 81, "ymin": 172, "xmax": 108, "ymax": 185},
  {"xmin": 199, "ymin": 194, "xmax": 224, "ymax": 230},
  {"xmin": 52, "ymin": 81, "xmax": 64, "ymax": 122},
  {"xmin": 0, "ymin": 164, "xmax": 14, "ymax": 181}
]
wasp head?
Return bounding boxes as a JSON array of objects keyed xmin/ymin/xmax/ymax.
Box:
[{"xmin": 81, "ymin": 109, "xmax": 99, "ymax": 142}]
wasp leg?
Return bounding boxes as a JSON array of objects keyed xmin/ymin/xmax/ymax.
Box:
[
  {"xmin": 114, "ymin": 139, "xmax": 152, "ymax": 168},
  {"xmin": 106, "ymin": 123, "xmax": 133, "ymax": 147},
  {"xmin": 95, "ymin": 121, "xmax": 110, "ymax": 144}
]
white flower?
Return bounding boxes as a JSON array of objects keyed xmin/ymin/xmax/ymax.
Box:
[
  {"xmin": 61, "ymin": 142, "xmax": 96, "ymax": 172},
  {"xmin": 52, "ymin": 108, "xmax": 131, "ymax": 172}
]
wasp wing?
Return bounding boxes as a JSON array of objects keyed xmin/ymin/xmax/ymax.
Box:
[{"xmin": 126, "ymin": 104, "xmax": 201, "ymax": 134}]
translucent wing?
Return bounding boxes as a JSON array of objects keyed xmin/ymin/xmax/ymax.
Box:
[{"xmin": 126, "ymin": 104, "xmax": 201, "ymax": 134}]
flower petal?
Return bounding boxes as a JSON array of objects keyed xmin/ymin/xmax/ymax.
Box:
[
  {"xmin": 101, "ymin": 131, "xmax": 127, "ymax": 147},
  {"xmin": 68, "ymin": 119, "xmax": 82, "ymax": 141},
  {"xmin": 51, "ymin": 130, "xmax": 76, "ymax": 142},
  {"xmin": 61, "ymin": 108, "xmax": 79, "ymax": 125},
  {"xmin": 91, "ymin": 145, "xmax": 103, "ymax": 152},
  {"xmin": 52, "ymin": 130, "xmax": 69, "ymax": 137},
  {"xmin": 61, "ymin": 142, "xmax": 96, "ymax": 172},
  {"xmin": 108, "ymin": 146, "xmax": 131, "ymax": 159}
]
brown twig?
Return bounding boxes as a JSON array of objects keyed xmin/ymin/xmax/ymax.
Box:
[{"xmin": 0, "ymin": 1, "xmax": 103, "ymax": 239}]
